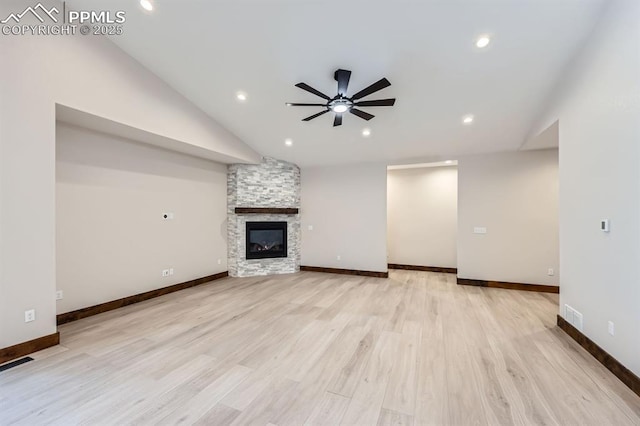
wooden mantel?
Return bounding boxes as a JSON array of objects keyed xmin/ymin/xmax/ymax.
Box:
[{"xmin": 234, "ymin": 207, "xmax": 299, "ymax": 214}]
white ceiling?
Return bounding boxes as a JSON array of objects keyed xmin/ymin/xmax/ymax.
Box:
[{"xmin": 74, "ymin": 0, "xmax": 606, "ymax": 166}]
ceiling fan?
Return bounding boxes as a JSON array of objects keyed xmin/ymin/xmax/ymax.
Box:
[{"xmin": 286, "ymin": 69, "xmax": 396, "ymax": 127}]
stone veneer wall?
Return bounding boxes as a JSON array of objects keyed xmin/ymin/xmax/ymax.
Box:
[{"xmin": 228, "ymin": 157, "xmax": 301, "ymax": 277}]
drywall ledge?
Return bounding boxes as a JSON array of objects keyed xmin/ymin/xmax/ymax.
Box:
[
  {"xmin": 457, "ymin": 277, "xmax": 559, "ymax": 294},
  {"xmin": 56, "ymin": 105, "xmax": 259, "ymax": 164},
  {"xmin": 557, "ymin": 315, "xmax": 640, "ymax": 397},
  {"xmin": 57, "ymin": 272, "xmax": 229, "ymax": 325}
]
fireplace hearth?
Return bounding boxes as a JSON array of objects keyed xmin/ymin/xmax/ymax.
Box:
[{"xmin": 246, "ymin": 221, "xmax": 288, "ymax": 259}]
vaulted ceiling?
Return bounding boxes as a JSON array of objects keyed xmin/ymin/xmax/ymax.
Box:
[{"xmin": 74, "ymin": 0, "xmax": 606, "ymax": 166}]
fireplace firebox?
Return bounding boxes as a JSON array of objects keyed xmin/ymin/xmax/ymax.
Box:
[{"xmin": 246, "ymin": 221, "xmax": 288, "ymax": 259}]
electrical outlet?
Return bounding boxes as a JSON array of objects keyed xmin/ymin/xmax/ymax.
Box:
[
  {"xmin": 24, "ymin": 309, "xmax": 35, "ymax": 323},
  {"xmin": 308, "ymin": 225, "xmax": 313, "ymax": 231},
  {"xmin": 547, "ymin": 268, "xmax": 554, "ymax": 276},
  {"xmin": 56, "ymin": 290, "xmax": 64, "ymax": 300},
  {"xmin": 217, "ymin": 258, "xmax": 222, "ymax": 265},
  {"xmin": 162, "ymin": 269, "xmax": 170, "ymax": 277},
  {"xmin": 608, "ymin": 321, "xmax": 615, "ymax": 336},
  {"xmin": 337, "ymin": 255, "xmax": 341, "ymax": 261}
]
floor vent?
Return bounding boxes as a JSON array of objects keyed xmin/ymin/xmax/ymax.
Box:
[{"xmin": 0, "ymin": 357, "xmax": 34, "ymax": 373}]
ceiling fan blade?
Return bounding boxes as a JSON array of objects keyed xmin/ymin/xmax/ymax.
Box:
[
  {"xmin": 286, "ymin": 103, "xmax": 327, "ymax": 106},
  {"xmin": 350, "ymin": 108, "xmax": 375, "ymax": 121},
  {"xmin": 354, "ymin": 98, "xmax": 396, "ymax": 107},
  {"xmin": 351, "ymin": 78, "xmax": 391, "ymax": 100},
  {"xmin": 334, "ymin": 69, "xmax": 351, "ymax": 96},
  {"xmin": 295, "ymin": 82, "xmax": 331, "ymax": 100},
  {"xmin": 302, "ymin": 109, "xmax": 330, "ymax": 121},
  {"xmin": 333, "ymin": 114, "xmax": 343, "ymax": 127}
]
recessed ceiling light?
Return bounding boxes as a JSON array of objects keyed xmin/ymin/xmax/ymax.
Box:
[
  {"xmin": 362, "ymin": 128, "xmax": 371, "ymax": 137},
  {"xmin": 140, "ymin": 0, "xmax": 153, "ymax": 11},
  {"xmin": 236, "ymin": 92, "xmax": 247, "ymax": 102},
  {"xmin": 462, "ymin": 115, "xmax": 474, "ymax": 125},
  {"xmin": 476, "ymin": 36, "xmax": 490, "ymax": 48},
  {"xmin": 284, "ymin": 138, "xmax": 293, "ymax": 146}
]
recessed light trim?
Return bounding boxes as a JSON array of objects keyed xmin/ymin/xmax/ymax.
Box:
[
  {"xmin": 462, "ymin": 115, "xmax": 474, "ymax": 125},
  {"xmin": 362, "ymin": 128, "xmax": 371, "ymax": 137},
  {"xmin": 284, "ymin": 138, "xmax": 293, "ymax": 146},
  {"xmin": 476, "ymin": 35, "xmax": 491, "ymax": 48},
  {"xmin": 236, "ymin": 92, "xmax": 247, "ymax": 102},
  {"xmin": 140, "ymin": 0, "xmax": 153, "ymax": 11}
]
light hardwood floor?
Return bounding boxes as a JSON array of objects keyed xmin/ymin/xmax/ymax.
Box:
[{"xmin": 1, "ymin": 271, "xmax": 639, "ymax": 425}]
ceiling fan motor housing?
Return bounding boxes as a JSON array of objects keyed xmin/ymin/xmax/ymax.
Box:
[{"xmin": 329, "ymin": 97, "xmax": 353, "ymax": 113}]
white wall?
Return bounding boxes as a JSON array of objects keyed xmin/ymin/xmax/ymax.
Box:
[
  {"xmin": 0, "ymin": 8, "xmax": 260, "ymax": 348},
  {"xmin": 56, "ymin": 123, "xmax": 227, "ymax": 313},
  {"xmin": 532, "ymin": 0, "xmax": 639, "ymax": 375},
  {"xmin": 457, "ymin": 149, "xmax": 559, "ymax": 286},
  {"xmin": 387, "ymin": 166, "xmax": 457, "ymax": 268},
  {"xmin": 301, "ymin": 163, "xmax": 387, "ymax": 273}
]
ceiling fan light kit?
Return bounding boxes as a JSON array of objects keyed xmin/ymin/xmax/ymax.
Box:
[{"xmin": 286, "ymin": 69, "xmax": 396, "ymax": 127}]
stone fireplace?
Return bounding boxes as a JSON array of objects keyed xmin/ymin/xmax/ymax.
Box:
[{"xmin": 227, "ymin": 157, "xmax": 300, "ymax": 277}]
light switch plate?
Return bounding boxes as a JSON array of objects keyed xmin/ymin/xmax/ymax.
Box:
[{"xmin": 473, "ymin": 227, "xmax": 487, "ymax": 234}]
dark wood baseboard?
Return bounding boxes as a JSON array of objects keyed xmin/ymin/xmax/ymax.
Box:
[
  {"xmin": 557, "ymin": 315, "xmax": 640, "ymax": 397},
  {"xmin": 57, "ymin": 272, "xmax": 229, "ymax": 325},
  {"xmin": 0, "ymin": 332, "xmax": 60, "ymax": 365},
  {"xmin": 300, "ymin": 266, "xmax": 388, "ymax": 278},
  {"xmin": 457, "ymin": 277, "xmax": 559, "ymax": 294},
  {"xmin": 388, "ymin": 264, "xmax": 457, "ymax": 274},
  {"xmin": 234, "ymin": 207, "xmax": 298, "ymax": 214}
]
